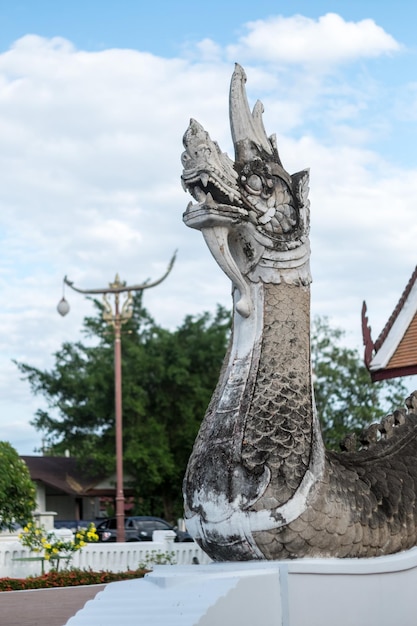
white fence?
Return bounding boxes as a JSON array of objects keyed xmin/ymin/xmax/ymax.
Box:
[{"xmin": 0, "ymin": 531, "xmax": 212, "ymax": 579}]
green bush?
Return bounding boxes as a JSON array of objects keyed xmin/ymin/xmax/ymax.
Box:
[
  {"xmin": 138, "ymin": 550, "xmax": 176, "ymax": 568},
  {"xmin": 0, "ymin": 442, "xmax": 36, "ymax": 531}
]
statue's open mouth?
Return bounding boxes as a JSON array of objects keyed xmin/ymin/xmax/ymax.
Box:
[
  {"xmin": 181, "ymin": 116, "xmax": 242, "ymax": 214},
  {"xmin": 181, "ymin": 170, "xmax": 240, "ymax": 210}
]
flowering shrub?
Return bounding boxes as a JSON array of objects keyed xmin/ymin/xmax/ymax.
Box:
[
  {"xmin": 0, "ymin": 567, "xmax": 147, "ymax": 591},
  {"xmin": 18, "ymin": 521, "xmax": 99, "ymax": 570}
]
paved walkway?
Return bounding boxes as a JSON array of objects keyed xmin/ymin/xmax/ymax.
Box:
[{"xmin": 0, "ymin": 584, "xmax": 106, "ymax": 626}]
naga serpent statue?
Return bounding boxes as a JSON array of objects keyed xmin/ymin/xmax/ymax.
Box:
[{"xmin": 180, "ymin": 64, "xmax": 417, "ymax": 562}]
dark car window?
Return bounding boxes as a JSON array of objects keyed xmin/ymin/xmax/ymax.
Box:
[
  {"xmin": 97, "ymin": 520, "xmax": 110, "ymax": 529},
  {"xmin": 152, "ymin": 521, "xmax": 171, "ymax": 531},
  {"xmin": 135, "ymin": 521, "xmax": 154, "ymax": 533}
]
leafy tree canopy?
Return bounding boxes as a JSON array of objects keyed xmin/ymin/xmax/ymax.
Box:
[
  {"xmin": 0, "ymin": 441, "xmax": 36, "ymax": 530},
  {"xmin": 15, "ymin": 295, "xmax": 231, "ymax": 520},
  {"xmin": 16, "ymin": 305, "xmax": 410, "ymax": 519},
  {"xmin": 312, "ymin": 316, "xmax": 408, "ymax": 449}
]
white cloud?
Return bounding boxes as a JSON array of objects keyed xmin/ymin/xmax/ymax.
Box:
[
  {"xmin": 195, "ymin": 38, "xmax": 223, "ymax": 62},
  {"xmin": 0, "ymin": 14, "xmax": 415, "ymax": 453},
  {"xmin": 227, "ymin": 13, "xmax": 401, "ymax": 66}
]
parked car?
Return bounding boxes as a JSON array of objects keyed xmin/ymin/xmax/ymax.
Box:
[
  {"xmin": 95, "ymin": 516, "xmax": 193, "ymax": 542},
  {"xmin": 54, "ymin": 520, "xmax": 94, "ymax": 531}
]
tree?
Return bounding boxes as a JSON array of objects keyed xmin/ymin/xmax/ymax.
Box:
[
  {"xmin": 17, "ymin": 306, "xmax": 407, "ymax": 519},
  {"xmin": 312, "ymin": 316, "xmax": 408, "ymax": 450},
  {"xmin": 0, "ymin": 442, "xmax": 36, "ymax": 530},
  {"xmin": 15, "ymin": 295, "xmax": 231, "ymax": 520}
]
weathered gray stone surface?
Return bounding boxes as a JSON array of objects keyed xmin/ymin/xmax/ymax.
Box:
[{"xmin": 181, "ymin": 64, "xmax": 417, "ymax": 561}]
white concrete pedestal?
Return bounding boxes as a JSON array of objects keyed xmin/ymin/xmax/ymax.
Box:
[{"xmin": 65, "ymin": 548, "xmax": 417, "ymax": 626}]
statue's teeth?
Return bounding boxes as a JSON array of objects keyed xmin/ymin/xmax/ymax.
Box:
[
  {"xmin": 200, "ymin": 173, "xmax": 209, "ymax": 188},
  {"xmin": 206, "ymin": 192, "xmax": 216, "ymax": 207},
  {"xmin": 194, "ymin": 187, "xmax": 207, "ymax": 202}
]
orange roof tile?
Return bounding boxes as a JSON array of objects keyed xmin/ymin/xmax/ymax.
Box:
[
  {"xmin": 387, "ymin": 313, "xmax": 417, "ymax": 369},
  {"xmin": 362, "ymin": 266, "xmax": 417, "ymax": 381}
]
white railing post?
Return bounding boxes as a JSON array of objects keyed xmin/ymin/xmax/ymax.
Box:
[{"xmin": 33, "ymin": 511, "xmax": 57, "ymax": 531}]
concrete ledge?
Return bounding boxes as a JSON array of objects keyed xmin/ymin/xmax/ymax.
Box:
[{"xmin": 64, "ymin": 549, "xmax": 417, "ymax": 626}]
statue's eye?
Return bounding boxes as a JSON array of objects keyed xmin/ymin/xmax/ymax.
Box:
[
  {"xmin": 247, "ymin": 174, "xmax": 262, "ymax": 191},
  {"xmin": 181, "ymin": 152, "xmax": 191, "ymax": 166},
  {"xmin": 195, "ymin": 146, "xmax": 211, "ymax": 158}
]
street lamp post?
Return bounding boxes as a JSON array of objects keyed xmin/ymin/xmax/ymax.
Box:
[{"xmin": 57, "ymin": 253, "xmax": 176, "ymax": 542}]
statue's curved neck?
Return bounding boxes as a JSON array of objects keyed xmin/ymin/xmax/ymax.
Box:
[
  {"xmin": 230, "ymin": 276, "xmax": 324, "ymax": 506},
  {"xmin": 184, "ymin": 206, "xmax": 324, "ymax": 515},
  {"xmin": 183, "ymin": 263, "xmax": 325, "ymax": 558},
  {"xmin": 247, "ymin": 280, "xmax": 319, "ymax": 490}
]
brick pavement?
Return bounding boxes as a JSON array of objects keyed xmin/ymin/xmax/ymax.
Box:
[{"xmin": 0, "ymin": 584, "xmax": 106, "ymax": 626}]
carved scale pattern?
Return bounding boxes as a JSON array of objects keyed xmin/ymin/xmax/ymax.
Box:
[
  {"xmin": 241, "ymin": 283, "xmax": 313, "ymax": 506},
  {"xmin": 255, "ymin": 405, "xmax": 417, "ymax": 560}
]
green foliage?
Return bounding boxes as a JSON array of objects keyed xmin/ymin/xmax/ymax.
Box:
[
  {"xmin": 18, "ymin": 521, "xmax": 98, "ymax": 570},
  {"xmin": 0, "ymin": 567, "xmax": 147, "ymax": 592},
  {"xmin": 15, "ymin": 294, "xmax": 231, "ymax": 520},
  {"xmin": 137, "ymin": 549, "xmax": 176, "ymax": 568},
  {"xmin": 17, "ymin": 298, "xmax": 406, "ymax": 515},
  {"xmin": 0, "ymin": 442, "xmax": 36, "ymax": 531},
  {"xmin": 312, "ymin": 316, "xmax": 408, "ymax": 449}
]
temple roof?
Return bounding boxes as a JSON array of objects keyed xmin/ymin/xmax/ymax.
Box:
[
  {"xmin": 362, "ymin": 266, "xmax": 417, "ymax": 381},
  {"xmin": 21, "ymin": 456, "xmax": 131, "ymax": 496}
]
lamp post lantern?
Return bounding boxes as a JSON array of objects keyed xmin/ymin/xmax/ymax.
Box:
[{"xmin": 58, "ymin": 253, "xmax": 176, "ymax": 542}]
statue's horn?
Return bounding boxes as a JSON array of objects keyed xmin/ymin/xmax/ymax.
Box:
[{"xmin": 229, "ymin": 63, "xmax": 273, "ymax": 164}]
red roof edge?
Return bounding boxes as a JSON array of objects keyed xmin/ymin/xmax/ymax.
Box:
[
  {"xmin": 373, "ymin": 265, "xmax": 417, "ymax": 353},
  {"xmin": 370, "ymin": 364, "xmax": 417, "ymax": 382}
]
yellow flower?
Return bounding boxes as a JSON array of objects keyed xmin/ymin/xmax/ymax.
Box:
[
  {"xmin": 23, "ymin": 526, "xmax": 29, "ymax": 533},
  {"xmin": 44, "ymin": 554, "xmax": 50, "ymax": 560},
  {"xmin": 52, "ymin": 547, "xmax": 59, "ymax": 554}
]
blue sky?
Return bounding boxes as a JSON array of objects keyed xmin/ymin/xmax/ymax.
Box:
[
  {"xmin": 1, "ymin": 1, "xmax": 417, "ymax": 453},
  {"xmin": 1, "ymin": 1, "xmax": 415, "ymax": 55}
]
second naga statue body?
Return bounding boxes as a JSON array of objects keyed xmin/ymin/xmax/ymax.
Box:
[{"xmin": 181, "ymin": 64, "xmax": 417, "ymax": 561}]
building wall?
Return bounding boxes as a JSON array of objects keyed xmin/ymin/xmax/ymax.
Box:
[
  {"xmin": 45, "ymin": 494, "xmax": 101, "ymax": 521},
  {"xmin": 46, "ymin": 495, "xmax": 77, "ymax": 520}
]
